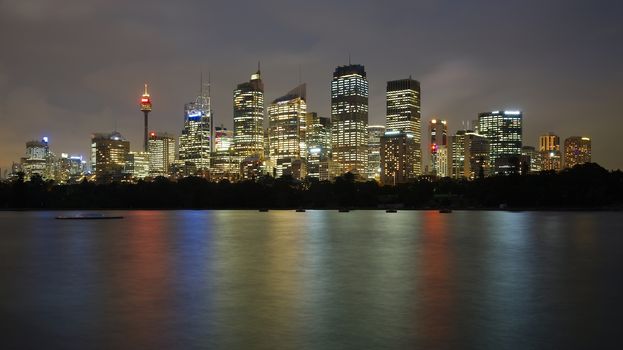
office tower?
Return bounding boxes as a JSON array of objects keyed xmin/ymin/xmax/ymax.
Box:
[
  {"xmin": 331, "ymin": 64, "xmax": 369, "ymax": 177},
  {"xmin": 91, "ymin": 132, "xmax": 130, "ymax": 183},
  {"xmin": 521, "ymin": 146, "xmax": 542, "ymax": 173},
  {"xmin": 464, "ymin": 132, "xmax": 490, "ymax": 180},
  {"xmin": 451, "ymin": 130, "xmax": 467, "ymax": 179},
  {"xmin": 139, "ymin": 84, "xmax": 152, "ymax": 152},
  {"xmin": 307, "ymin": 112, "xmax": 332, "ymax": 181},
  {"xmin": 58, "ymin": 154, "xmax": 85, "ymax": 183},
  {"xmin": 564, "ymin": 136, "xmax": 592, "ymax": 168},
  {"xmin": 124, "ymin": 152, "xmax": 150, "ymax": 180},
  {"xmin": 386, "ymin": 77, "xmax": 422, "ymax": 175},
  {"xmin": 268, "ymin": 84, "xmax": 307, "ymax": 179},
  {"xmin": 429, "ymin": 119, "xmax": 448, "ymax": 177},
  {"xmin": 234, "ymin": 68, "xmax": 265, "ymax": 161},
  {"xmin": 367, "ymin": 125, "xmax": 385, "ymax": 181},
  {"xmin": 148, "ymin": 132, "xmax": 176, "ymax": 177},
  {"xmin": 179, "ymin": 80, "xmax": 212, "ymax": 174},
  {"xmin": 20, "ymin": 137, "xmax": 53, "ymax": 180},
  {"xmin": 478, "ymin": 110, "xmax": 523, "ymax": 175},
  {"xmin": 539, "ymin": 132, "xmax": 562, "ymax": 171},
  {"xmin": 380, "ymin": 131, "xmax": 418, "ymax": 185},
  {"xmin": 211, "ymin": 126, "xmax": 239, "ymax": 181}
]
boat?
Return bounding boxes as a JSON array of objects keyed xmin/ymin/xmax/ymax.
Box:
[
  {"xmin": 386, "ymin": 209, "xmax": 398, "ymax": 213},
  {"xmin": 56, "ymin": 213, "xmax": 123, "ymax": 220},
  {"xmin": 439, "ymin": 208, "xmax": 452, "ymax": 213},
  {"xmin": 295, "ymin": 208, "xmax": 306, "ymax": 212}
]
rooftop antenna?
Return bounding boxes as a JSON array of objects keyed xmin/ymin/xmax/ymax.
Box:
[
  {"xmin": 348, "ymin": 52, "xmax": 351, "ymax": 65},
  {"xmin": 257, "ymin": 60, "xmax": 261, "ymax": 74}
]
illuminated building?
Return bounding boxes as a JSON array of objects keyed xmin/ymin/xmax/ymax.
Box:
[
  {"xmin": 234, "ymin": 68, "xmax": 265, "ymax": 161},
  {"xmin": 521, "ymin": 146, "xmax": 542, "ymax": 173},
  {"xmin": 124, "ymin": 152, "xmax": 150, "ymax": 180},
  {"xmin": 367, "ymin": 125, "xmax": 385, "ymax": 181},
  {"xmin": 20, "ymin": 138, "xmax": 54, "ymax": 180},
  {"xmin": 58, "ymin": 153, "xmax": 85, "ymax": 183},
  {"xmin": 429, "ymin": 119, "xmax": 448, "ymax": 177},
  {"xmin": 450, "ymin": 130, "xmax": 467, "ymax": 179},
  {"xmin": 179, "ymin": 79, "xmax": 212, "ymax": 174},
  {"xmin": 139, "ymin": 84, "xmax": 152, "ymax": 152},
  {"xmin": 539, "ymin": 132, "xmax": 562, "ymax": 171},
  {"xmin": 331, "ymin": 64, "xmax": 369, "ymax": 177},
  {"xmin": 478, "ymin": 110, "xmax": 523, "ymax": 175},
  {"xmin": 307, "ymin": 112, "xmax": 332, "ymax": 181},
  {"xmin": 386, "ymin": 78, "xmax": 422, "ymax": 175},
  {"xmin": 91, "ymin": 132, "xmax": 130, "ymax": 183},
  {"xmin": 268, "ymin": 84, "xmax": 307, "ymax": 179},
  {"xmin": 211, "ymin": 126, "xmax": 239, "ymax": 181},
  {"xmin": 464, "ymin": 132, "xmax": 490, "ymax": 180},
  {"xmin": 380, "ymin": 131, "xmax": 418, "ymax": 185},
  {"xmin": 148, "ymin": 132, "xmax": 176, "ymax": 177},
  {"xmin": 564, "ymin": 136, "xmax": 592, "ymax": 168}
]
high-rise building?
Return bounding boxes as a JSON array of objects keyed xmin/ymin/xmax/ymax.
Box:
[
  {"xmin": 91, "ymin": 132, "xmax": 130, "ymax": 183},
  {"xmin": 20, "ymin": 138, "xmax": 54, "ymax": 181},
  {"xmin": 124, "ymin": 152, "xmax": 150, "ymax": 180},
  {"xmin": 331, "ymin": 64, "xmax": 369, "ymax": 177},
  {"xmin": 211, "ymin": 126, "xmax": 239, "ymax": 181},
  {"xmin": 148, "ymin": 132, "xmax": 176, "ymax": 177},
  {"xmin": 58, "ymin": 153, "xmax": 85, "ymax": 183},
  {"xmin": 234, "ymin": 68, "xmax": 265, "ymax": 160},
  {"xmin": 521, "ymin": 146, "xmax": 542, "ymax": 173},
  {"xmin": 386, "ymin": 78, "xmax": 422, "ymax": 176},
  {"xmin": 429, "ymin": 119, "xmax": 448, "ymax": 177},
  {"xmin": 179, "ymin": 81, "xmax": 212, "ymax": 174},
  {"xmin": 464, "ymin": 131, "xmax": 490, "ymax": 180},
  {"xmin": 268, "ymin": 84, "xmax": 307, "ymax": 179},
  {"xmin": 539, "ymin": 132, "xmax": 562, "ymax": 171},
  {"xmin": 451, "ymin": 130, "xmax": 467, "ymax": 179},
  {"xmin": 478, "ymin": 110, "xmax": 523, "ymax": 175},
  {"xmin": 380, "ymin": 131, "xmax": 418, "ymax": 185},
  {"xmin": 564, "ymin": 136, "xmax": 592, "ymax": 168},
  {"xmin": 367, "ymin": 125, "xmax": 385, "ymax": 181},
  {"xmin": 307, "ymin": 112, "xmax": 332, "ymax": 181}
]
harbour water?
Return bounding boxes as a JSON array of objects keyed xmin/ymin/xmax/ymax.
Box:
[{"xmin": 1, "ymin": 210, "xmax": 621, "ymax": 349}]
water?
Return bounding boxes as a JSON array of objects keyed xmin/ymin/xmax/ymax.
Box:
[{"xmin": 1, "ymin": 210, "xmax": 622, "ymax": 349}]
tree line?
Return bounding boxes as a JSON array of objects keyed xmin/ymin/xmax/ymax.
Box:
[{"xmin": 1, "ymin": 163, "xmax": 621, "ymax": 210}]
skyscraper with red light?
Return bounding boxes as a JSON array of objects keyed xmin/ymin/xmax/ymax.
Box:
[{"xmin": 140, "ymin": 84, "xmax": 152, "ymax": 152}]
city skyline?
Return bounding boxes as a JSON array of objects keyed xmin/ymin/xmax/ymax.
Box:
[{"xmin": 1, "ymin": 1, "xmax": 622, "ymax": 171}]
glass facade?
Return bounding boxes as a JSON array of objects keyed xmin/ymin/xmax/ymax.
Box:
[
  {"xmin": 234, "ymin": 70, "xmax": 265, "ymax": 160},
  {"xmin": 179, "ymin": 89, "xmax": 212, "ymax": 173},
  {"xmin": 477, "ymin": 110, "xmax": 523, "ymax": 175}
]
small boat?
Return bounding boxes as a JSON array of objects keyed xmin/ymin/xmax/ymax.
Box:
[
  {"xmin": 295, "ymin": 208, "xmax": 306, "ymax": 212},
  {"xmin": 439, "ymin": 208, "xmax": 452, "ymax": 213},
  {"xmin": 259, "ymin": 208, "xmax": 269, "ymax": 212},
  {"xmin": 56, "ymin": 213, "xmax": 123, "ymax": 220},
  {"xmin": 338, "ymin": 208, "xmax": 350, "ymax": 212},
  {"xmin": 386, "ymin": 209, "xmax": 398, "ymax": 213}
]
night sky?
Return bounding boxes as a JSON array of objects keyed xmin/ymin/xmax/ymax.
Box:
[{"xmin": 1, "ymin": 0, "xmax": 622, "ymax": 172}]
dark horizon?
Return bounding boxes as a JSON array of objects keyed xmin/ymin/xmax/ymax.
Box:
[{"xmin": 1, "ymin": 0, "xmax": 622, "ymax": 171}]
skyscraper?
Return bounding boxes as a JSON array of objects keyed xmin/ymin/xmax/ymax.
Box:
[
  {"xmin": 331, "ymin": 64, "xmax": 369, "ymax": 177},
  {"xmin": 268, "ymin": 84, "xmax": 307, "ymax": 179},
  {"xmin": 380, "ymin": 131, "xmax": 418, "ymax": 185},
  {"xmin": 564, "ymin": 136, "xmax": 591, "ymax": 168},
  {"xmin": 386, "ymin": 78, "xmax": 422, "ymax": 176},
  {"xmin": 234, "ymin": 68, "xmax": 265, "ymax": 161},
  {"xmin": 478, "ymin": 110, "xmax": 523, "ymax": 175},
  {"xmin": 450, "ymin": 130, "xmax": 467, "ymax": 179},
  {"xmin": 539, "ymin": 132, "xmax": 562, "ymax": 171},
  {"xmin": 521, "ymin": 146, "xmax": 542, "ymax": 173},
  {"xmin": 429, "ymin": 119, "xmax": 448, "ymax": 177},
  {"xmin": 148, "ymin": 132, "xmax": 176, "ymax": 177},
  {"xmin": 20, "ymin": 138, "xmax": 53, "ymax": 180},
  {"xmin": 367, "ymin": 125, "xmax": 385, "ymax": 181},
  {"xmin": 124, "ymin": 152, "xmax": 150, "ymax": 180},
  {"xmin": 464, "ymin": 131, "xmax": 490, "ymax": 180},
  {"xmin": 211, "ymin": 126, "xmax": 238, "ymax": 181},
  {"xmin": 307, "ymin": 112, "xmax": 332, "ymax": 181},
  {"xmin": 91, "ymin": 132, "xmax": 130, "ymax": 183},
  {"xmin": 179, "ymin": 79, "xmax": 212, "ymax": 174}
]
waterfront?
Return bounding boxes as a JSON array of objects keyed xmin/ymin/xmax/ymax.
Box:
[{"xmin": 1, "ymin": 210, "xmax": 622, "ymax": 349}]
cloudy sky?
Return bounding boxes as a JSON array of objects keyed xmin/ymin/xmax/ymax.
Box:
[{"xmin": 1, "ymin": 0, "xmax": 622, "ymax": 173}]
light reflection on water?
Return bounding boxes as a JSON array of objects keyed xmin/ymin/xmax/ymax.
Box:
[{"xmin": 0, "ymin": 210, "xmax": 622, "ymax": 349}]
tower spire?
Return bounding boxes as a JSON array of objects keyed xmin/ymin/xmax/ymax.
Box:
[{"xmin": 144, "ymin": 83, "xmax": 149, "ymax": 95}]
